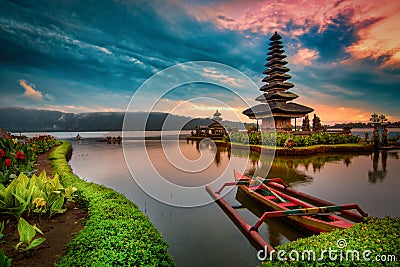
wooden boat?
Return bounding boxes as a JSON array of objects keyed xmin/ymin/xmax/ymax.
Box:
[{"xmin": 233, "ymin": 170, "xmax": 357, "ymax": 233}]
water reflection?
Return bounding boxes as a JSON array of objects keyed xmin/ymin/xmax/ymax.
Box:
[
  {"xmin": 368, "ymin": 150, "xmax": 392, "ymax": 184},
  {"xmin": 231, "ymin": 149, "xmax": 372, "ymax": 186},
  {"xmin": 69, "ymin": 137, "xmax": 400, "ymax": 266},
  {"xmin": 188, "ymin": 140, "xmax": 400, "ymax": 188}
]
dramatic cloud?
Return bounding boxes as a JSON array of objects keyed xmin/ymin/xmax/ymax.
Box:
[
  {"xmin": 0, "ymin": 0, "xmax": 398, "ymax": 123},
  {"xmin": 19, "ymin": 80, "xmax": 43, "ymax": 101},
  {"xmin": 186, "ymin": 0, "xmax": 400, "ymax": 67}
]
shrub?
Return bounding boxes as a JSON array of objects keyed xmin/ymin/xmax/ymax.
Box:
[
  {"xmin": 262, "ymin": 217, "xmax": 400, "ymax": 266},
  {"xmin": 0, "ymin": 171, "xmax": 76, "ymax": 218},
  {"xmin": 225, "ymin": 132, "xmax": 361, "ymax": 147}
]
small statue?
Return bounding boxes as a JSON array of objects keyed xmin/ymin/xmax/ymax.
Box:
[
  {"xmin": 373, "ymin": 127, "xmax": 379, "ymax": 148},
  {"xmin": 364, "ymin": 132, "xmax": 369, "ymax": 144},
  {"xmin": 312, "ymin": 114, "xmax": 322, "ymax": 132},
  {"xmin": 382, "ymin": 127, "xmax": 388, "ymax": 146},
  {"xmin": 301, "ymin": 115, "xmax": 310, "ymax": 132}
]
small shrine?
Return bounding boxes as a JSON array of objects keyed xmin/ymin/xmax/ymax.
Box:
[
  {"xmin": 188, "ymin": 110, "xmax": 227, "ymax": 140},
  {"xmin": 243, "ymin": 32, "xmax": 313, "ymax": 131}
]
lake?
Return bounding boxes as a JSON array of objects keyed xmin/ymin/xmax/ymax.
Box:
[
  {"xmin": 17, "ymin": 130, "xmax": 400, "ymax": 266},
  {"xmin": 35, "ymin": 130, "xmax": 398, "ymax": 267}
]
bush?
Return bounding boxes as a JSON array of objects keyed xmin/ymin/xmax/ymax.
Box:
[
  {"xmin": 51, "ymin": 141, "xmax": 174, "ymax": 267},
  {"xmin": 225, "ymin": 132, "xmax": 361, "ymax": 147},
  {"xmin": 262, "ymin": 217, "xmax": 400, "ymax": 266}
]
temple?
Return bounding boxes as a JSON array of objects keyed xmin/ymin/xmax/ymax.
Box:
[
  {"xmin": 188, "ymin": 110, "xmax": 227, "ymax": 140},
  {"xmin": 243, "ymin": 32, "xmax": 313, "ymax": 131}
]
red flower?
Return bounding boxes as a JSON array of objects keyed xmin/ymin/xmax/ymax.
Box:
[
  {"xmin": 15, "ymin": 151, "xmax": 25, "ymax": 160},
  {"xmin": 5, "ymin": 135, "xmax": 10, "ymax": 139},
  {"xmin": 0, "ymin": 149, "xmax": 5, "ymax": 157},
  {"xmin": 5, "ymin": 158, "xmax": 11, "ymax": 167}
]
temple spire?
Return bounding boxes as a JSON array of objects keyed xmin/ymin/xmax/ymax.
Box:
[
  {"xmin": 260, "ymin": 32, "xmax": 294, "ymax": 94},
  {"xmin": 242, "ymin": 32, "xmax": 314, "ymax": 131}
]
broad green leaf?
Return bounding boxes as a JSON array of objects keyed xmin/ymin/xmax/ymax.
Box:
[
  {"xmin": 33, "ymin": 224, "xmax": 44, "ymax": 235},
  {"xmin": 17, "ymin": 217, "xmax": 35, "ymax": 243},
  {"xmin": 0, "ymin": 249, "xmax": 12, "ymax": 267},
  {"xmin": 50, "ymin": 197, "xmax": 66, "ymax": 217},
  {"xmin": 25, "ymin": 237, "xmax": 46, "ymax": 251}
]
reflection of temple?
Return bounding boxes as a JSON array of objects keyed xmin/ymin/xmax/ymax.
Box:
[
  {"xmin": 188, "ymin": 110, "xmax": 227, "ymax": 140},
  {"xmin": 242, "ymin": 32, "xmax": 313, "ymax": 131},
  {"xmin": 368, "ymin": 151, "xmax": 389, "ymax": 183},
  {"xmin": 231, "ymin": 151, "xmax": 364, "ymax": 186},
  {"xmin": 188, "ymin": 139, "xmax": 230, "ymax": 166}
]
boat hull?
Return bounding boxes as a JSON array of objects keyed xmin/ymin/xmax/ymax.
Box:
[{"xmin": 234, "ymin": 172, "xmax": 353, "ymax": 233}]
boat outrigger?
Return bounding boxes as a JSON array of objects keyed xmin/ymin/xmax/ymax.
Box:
[{"xmin": 206, "ymin": 170, "xmax": 368, "ymax": 252}]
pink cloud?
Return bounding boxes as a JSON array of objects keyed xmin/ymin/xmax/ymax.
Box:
[
  {"xmin": 186, "ymin": 0, "xmax": 400, "ymax": 66},
  {"xmin": 19, "ymin": 80, "xmax": 43, "ymax": 101},
  {"xmin": 292, "ymin": 48, "xmax": 319, "ymax": 65},
  {"xmin": 346, "ymin": 1, "xmax": 400, "ymax": 68}
]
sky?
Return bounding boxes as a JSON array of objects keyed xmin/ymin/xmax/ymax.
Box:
[{"xmin": 0, "ymin": 0, "xmax": 399, "ymax": 125}]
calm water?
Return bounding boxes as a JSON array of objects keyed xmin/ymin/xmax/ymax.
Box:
[{"xmin": 55, "ymin": 131, "xmax": 400, "ymax": 267}]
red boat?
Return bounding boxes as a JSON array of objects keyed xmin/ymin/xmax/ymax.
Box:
[{"xmin": 233, "ymin": 170, "xmax": 366, "ymax": 233}]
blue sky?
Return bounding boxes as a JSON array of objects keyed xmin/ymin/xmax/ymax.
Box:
[{"xmin": 0, "ymin": 0, "xmax": 399, "ymax": 124}]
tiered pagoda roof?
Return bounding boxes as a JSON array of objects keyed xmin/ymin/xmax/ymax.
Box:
[{"xmin": 243, "ymin": 32, "xmax": 313, "ymax": 120}]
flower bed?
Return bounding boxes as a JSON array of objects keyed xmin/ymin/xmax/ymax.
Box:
[
  {"xmin": 0, "ymin": 136, "xmax": 75, "ymax": 267},
  {"xmin": 0, "ymin": 135, "xmax": 60, "ymax": 184},
  {"xmin": 50, "ymin": 141, "xmax": 174, "ymax": 266}
]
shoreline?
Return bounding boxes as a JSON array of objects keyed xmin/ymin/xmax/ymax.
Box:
[
  {"xmin": 49, "ymin": 141, "xmax": 174, "ymax": 266},
  {"xmin": 215, "ymin": 141, "xmax": 374, "ymax": 156}
]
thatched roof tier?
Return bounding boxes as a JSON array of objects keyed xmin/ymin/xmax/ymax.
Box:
[
  {"xmin": 262, "ymin": 73, "xmax": 291, "ymax": 83},
  {"xmin": 267, "ymin": 54, "xmax": 287, "ymax": 61},
  {"xmin": 260, "ymin": 82, "xmax": 294, "ymax": 91},
  {"xmin": 268, "ymin": 44, "xmax": 283, "ymax": 50},
  {"xmin": 266, "ymin": 60, "xmax": 288, "ymax": 67},
  {"xmin": 270, "ymin": 32, "xmax": 282, "ymax": 41},
  {"xmin": 263, "ymin": 66, "xmax": 290, "ymax": 74},
  {"xmin": 255, "ymin": 91, "xmax": 299, "ymax": 102},
  {"xmin": 267, "ymin": 48, "xmax": 285, "ymax": 55},
  {"xmin": 243, "ymin": 103, "xmax": 314, "ymax": 119},
  {"xmin": 208, "ymin": 121, "xmax": 225, "ymax": 128}
]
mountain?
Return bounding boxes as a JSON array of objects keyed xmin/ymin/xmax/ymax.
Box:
[{"xmin": 0, "ymin": 107, "xmax": 251, "ymax": 132}]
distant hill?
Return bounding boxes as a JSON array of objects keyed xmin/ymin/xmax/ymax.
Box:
[{"xmin": 0, "ymin": 107, "xmax": 252, "ymax": 132}]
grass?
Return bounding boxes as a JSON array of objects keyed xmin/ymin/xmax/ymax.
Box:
[
  {"xmin": 50, "ymin": 141, "xmax": 174, "ymax": 267},
  {"xmin": 262, "ymin": 217, "xmax": 400, "ymax": 266}
]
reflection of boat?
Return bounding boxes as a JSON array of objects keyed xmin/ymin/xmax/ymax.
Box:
[{"xmin": 233, "ymin": 171, "xmax": 365, "ymax": 233}]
